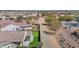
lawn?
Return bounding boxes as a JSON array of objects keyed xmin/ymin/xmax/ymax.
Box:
[
  {"xmin": 29, "ymin": 31, "xmax": 39, "ymax": 48},
  {"xmin": 33, "ymin": 31, "xmax": 39, "ymax": 37}
]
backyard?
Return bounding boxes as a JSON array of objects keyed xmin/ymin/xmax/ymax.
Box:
[{"xmin": 29, "ymin": 25, "xmax": 40, "ymax": 48}]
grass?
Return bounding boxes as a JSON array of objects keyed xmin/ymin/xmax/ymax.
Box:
[
  {"xmin": 29, "ymin": 31, "xmax": 39, "ymax": 48},
  {"xmin": 33, "ymin": 31, "xmax": 39, "ymax": 37}
]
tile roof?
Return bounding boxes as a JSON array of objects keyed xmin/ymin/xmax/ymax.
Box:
[
  {"xmin": 12, "ymin": 20, "xmax": 28, "ymax": 27},
  {"xmin": 0, "ymin": 31, "xmax": 25, "ymax": 43},
  {"xmin": 0, "ymin": 20, "xmax": 32, "ymax": 28},
  {"xmin": 0, "ymin": 20, "xmax": 11, "ymax": 28}
]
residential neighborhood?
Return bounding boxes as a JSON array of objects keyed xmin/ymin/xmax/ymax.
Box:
[
  {"xmin": 0, "ymin": 10, "xmax": 34, "ymax": 48},
  {"xmin": 35, "ymin": 10, "xmax": 79, "ymax": 48},
  {"xmin": 1, "ymin": 10, "xmax": 79, "ymax": 48}
]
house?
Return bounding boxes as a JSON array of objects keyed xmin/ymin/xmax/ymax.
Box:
[
  {"xmin": 0, "ymin": 31, "xmax": 33, "ymax": 48},
  {"xmin": 0, "ymin": 20, "xmax": 32, "ymax": 31},
  {"xmin": 0, "ymin": 24, "xmax": 32, "ymax": 31},
  {"xmin": 1, "ymin": 24, "xmax": 20, "ymax": 31},
  {"xmin": 62, "ymin": 21, "xmax": 79, "ymax": 29},
  {"xmin": 0, "ymin": 31, "xmax": 25, "ymax": 48},
  {"xmin": 0, "ymin": 20, "xmax": 11, "ymax": 28},
  {"xmin": 62, "ymin": 21, "xmax": 79, "ymax": 33},
  {"xmin": 0, "ymin": 20, "xmax": 32, "ymax": 48}
]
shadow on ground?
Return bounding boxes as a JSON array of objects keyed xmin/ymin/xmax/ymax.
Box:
[{"xmin": 43, "ymin": 30, "xmax": 55, "ymax": 35}]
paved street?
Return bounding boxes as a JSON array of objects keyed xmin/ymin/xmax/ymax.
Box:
[
  {"xmin": 40, "ymin": 24, "xmax": 53, "ymax": 47},
  {"xmin": 36, "ymin": 17, "xmax": 60, "ymax": 48}
]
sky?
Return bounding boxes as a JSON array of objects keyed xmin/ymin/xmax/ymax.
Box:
[{"xmin": 0, "ymin": 0, "xmax": 79, "ymax": 10}]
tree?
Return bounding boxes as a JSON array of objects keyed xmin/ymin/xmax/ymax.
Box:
[
  {"xmin": 59, "ymin": 16, "xmax": 74, "ymax": 21},
  {"xmin": 45, "ymin": 15, "xmax": 61, "ymax": 31},
  {"xmin": 26, "ymin": 16, "xmax": 33, "ymax": 24},
  {"xmin": 76, "ymin": 16, "xmax": 79, "ymax": 22},
  {"xmin": 15, "ymin": 16, "xmax": 23, "ymax": 22},
  {"xmin": 45, "ymin": 15, "xmax": 53, "ymax": 25},
  {"xmin": 59, "ymin": 16, "xmax": 65, "ymax": 21},
  {"xmin": 17, "ymin": 15, "xmax": 23, "ymax": 19},
  {"xmin": 0, "ymin": 18, "xmax": 2, "ymax": 20},
  {"xmin": 51, "ymin": 17, "xmax": 61, "ymax": 31},
  {"xmin": 32, "ymin": 16, "xmax": 38, "ymax": 24},
  {"xmin": 41, "ymin": 11, "xmax": 48, "ymax": 17},
  {"xmin": 9, "ymin": 17, "xmax": 15, "ymax": 21}
]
